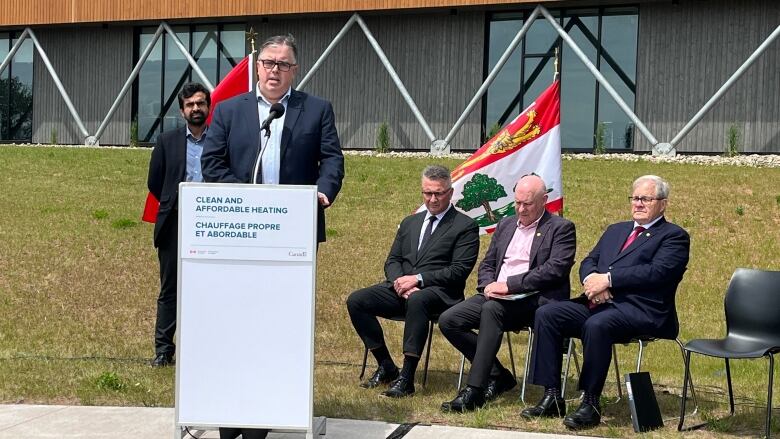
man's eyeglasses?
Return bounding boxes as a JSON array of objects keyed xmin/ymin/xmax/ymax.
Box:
[
  {"xmin": 422, "ymin": 189, "xmax": 451, "ymax": 198},
  {"xmin": 259, "ymin": 59, "xmax": 296, "ymax": 72},
  {"xmin": 628, "ymin": 196, "xmax": 665, "ymax": 204}
]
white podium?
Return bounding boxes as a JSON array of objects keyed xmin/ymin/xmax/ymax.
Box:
[{"xmin": 174, "ymin": 183, "xmax": 321, "ymax": 438}]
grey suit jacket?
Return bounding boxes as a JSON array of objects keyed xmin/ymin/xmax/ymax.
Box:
[
  {"xmin": 477, "ymin": 211, "xmax": 576, "ymax": 306},
  {"xmin": 383, "ymin": 206, "xmax": 480, "ymax": 307}
]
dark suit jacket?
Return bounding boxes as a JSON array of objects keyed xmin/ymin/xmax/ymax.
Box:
[
  {"xmin": 579, "ymin": 217, "xmax": 690, "ymax": 339},
  {"xmin": 477, "ymin": 211, "xmax": 576, "ymax": 306},
  {"xmin": 383, "ymin": 207, "xmax": 480, "ymax": 307},
  {"xmin": 147, "ymin": 126, "xmax": 187, "ymax": 248},
  {"xmin": 200, "ymin": 89, "xmax": 345, "ymax": 242}
]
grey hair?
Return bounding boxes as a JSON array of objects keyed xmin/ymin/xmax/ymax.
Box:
[
  {"xmin": 422, "ymin": 165, "xmax": 452, "ymax": 188},
  {"xmin": 633, "ymin": 175, "xmax": 670, "ymax": 199},
  {"xmin": 259, "ymin": 34, "xmax": 298, "ymax": 63}
]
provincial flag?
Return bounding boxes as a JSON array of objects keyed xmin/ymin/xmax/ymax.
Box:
[
  {"xmin": 142, "ymin": 54, "xmax": 254, "ymax": 223},
  {"xmin": 450, "ymin": 80, "xmax": 562, "ymax": 234}
]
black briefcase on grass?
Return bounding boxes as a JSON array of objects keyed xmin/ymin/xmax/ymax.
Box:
[{"xmin": 625, "ymin": 371, "xmax": 663, "ymax": 432}]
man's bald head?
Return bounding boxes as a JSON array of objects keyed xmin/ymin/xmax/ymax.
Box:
[{"xmin": 514, "ymin": 174, "xmax": 548, "ymax": 226}]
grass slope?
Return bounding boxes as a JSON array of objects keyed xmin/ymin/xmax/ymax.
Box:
[{"xmin": 1, "ymin": 146, "xmax": 779, "ymax": 437}]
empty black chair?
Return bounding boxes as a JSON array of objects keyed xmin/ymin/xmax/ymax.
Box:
[{"xmin": 678, "ymin": 268, "xmax": 780, "ymax": 438}]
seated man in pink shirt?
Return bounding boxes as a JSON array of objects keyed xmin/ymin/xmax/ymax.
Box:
[{"xmin": 439, "ymin": 174, "xmax": 576, "ymax": 412}]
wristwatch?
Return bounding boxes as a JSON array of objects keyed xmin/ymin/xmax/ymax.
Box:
[{"xmin": 416, "ymin": 274, "xmax": 423, "ymax": 288}]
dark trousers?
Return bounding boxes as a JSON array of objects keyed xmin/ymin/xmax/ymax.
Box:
[
  {"xmin": 528, "ymin": 300, "xmax": 654, "ymax": 395},
  {"xmin": 439, "ymin": 294, "xmax": 537, "ymax": 389},
  {"xmin": 346, "ymin": 284, "xmax": 449, "ymax": 358},
  {"xmin": 219, "ymin": 427, "xmax": 268, "ymax": 439},
  {"xmin": 155, "ymin": 220, "xmax": 178, "ymax": 356}
]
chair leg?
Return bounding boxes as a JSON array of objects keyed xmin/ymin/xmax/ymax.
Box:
[
  {"xmin": 422, "ymin": 320, "xmax": 434, "ymax": 387},
  {"xmin": 675, "ymin": 338, "xmax": 698, "ymax": 417},
  {"xmin": 457, "ymin": 355, "xmax": 466, "ymax": 389},
  {"xmin": 360, "ymin": 347, "xmax": 368, "ymax": 380},
  {"xmin": 766, "ymin": 354, "xmax": 774, "ymax": 439},
  {"xmin": 521, "ymin": 328, "xmax": 533, "ymax": 404},
  {"xmin": 636, "ymin": 339, "xmax": 645, "ymax": 373},
  {"xmin": 506, "ymin": 332, "xmax": 517, "ymax": 379},
  {"xmin": 725, "ymin": 358, "xmax": 735, "ymax": 416},
  {"xmin": 678, "ymin": 350, "xmax": 692, "ymax": 431},
  {"xmin": 562, "ymin": 338, "xmax": 575, "ymax": 399},
  {"xmin": 612, "ymin": 344, "xmax": 623, "ymax": 402}
]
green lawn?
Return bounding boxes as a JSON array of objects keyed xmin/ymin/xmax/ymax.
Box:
[{"xmin": 1, "ymin": 145, "xmax": 779, "ymax": 437}]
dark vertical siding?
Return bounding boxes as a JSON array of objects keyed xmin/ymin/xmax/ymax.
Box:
[
  {"xmin": 636, "ymin": 0, "xmax": 780, "ymax": 153},
  {"xmin": 32, "ymin": 27, "xmax": 133, "ymax": 145},
  {"xmin": 251, "ymin": 11, "xmax": 485, "ymax": 150}
]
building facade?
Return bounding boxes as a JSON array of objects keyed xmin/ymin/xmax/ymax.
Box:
[{"xmin": 1, "ymin": 0, "xmax": 778, "ymax": 152}]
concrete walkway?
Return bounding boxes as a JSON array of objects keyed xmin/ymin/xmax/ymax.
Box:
[{"xmin": 0, "ymin": 404, "xmax": 597, "ymax": 439}]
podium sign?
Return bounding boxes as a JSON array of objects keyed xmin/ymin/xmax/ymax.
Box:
[{"xmin": 175, "ymin": 183, "xmax": 317, "ymax": 435}]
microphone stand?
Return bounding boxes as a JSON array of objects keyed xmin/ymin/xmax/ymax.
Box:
[{"xmin": 252, "ymin": 127, "xmax": 271, "ymax": 184}]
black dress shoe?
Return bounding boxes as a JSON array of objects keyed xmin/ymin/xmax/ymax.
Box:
[
  {"xmin": 441, "ymin": 386, "xmax": 486, "ymax": 413},
  {"xmin": 380, "ymin": 376, "xmax": 414, "ymax": 398},
  {"xmin": 360, "ymin": 364, "xmax": 399, "ymax": 388},
  {"xmin": 521, "ymin": 394, "xmax": 566, "ymax": 419},
  {"xmin": 563, "ymin": 402, "xmax": 601, "ymax": 429},
  {"xmin": 484, "ymin": 371, "xmax": 517, "ymax": 401},
  {"xmin": 150, "ymin": 353, "xmax": 174, "ymax": 367}
]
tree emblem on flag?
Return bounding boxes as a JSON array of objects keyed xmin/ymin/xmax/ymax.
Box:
[{"xmin": 455, "ymin": 173, "xmax": 507, "ymax": 224}]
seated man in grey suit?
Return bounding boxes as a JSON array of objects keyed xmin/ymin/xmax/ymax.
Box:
[
  {"xmin": 439, "ymin": 174, "xmax": 576, "ymax": 412},
  {"xmin": 347, "ymin": 165, "xmax": 480, "ymax": 398}
]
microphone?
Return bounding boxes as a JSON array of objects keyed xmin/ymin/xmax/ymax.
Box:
[{"xmin": 260, "ymin": 102, "xmax": 285, "ymax": 136}]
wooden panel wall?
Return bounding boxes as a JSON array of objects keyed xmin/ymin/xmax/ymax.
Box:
[
  {"xmin": 31, "ymin": 27, "xmax": 133, "ymax": 145},
  {"xmin": 635, "ymin": 0, "xmax": 780, "ymax": 153},
  {"xmin": 0, "ymin": 0, "xmax": 548, "ymax": 26},
  {"xmin": 253, "ymin": 10, "xmax": 486, "ymax": 150}
]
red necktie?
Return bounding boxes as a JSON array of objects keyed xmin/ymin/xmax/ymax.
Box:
[{"xmin": 621, "ymin": 226, "xmax": 646, "ymax": 252}]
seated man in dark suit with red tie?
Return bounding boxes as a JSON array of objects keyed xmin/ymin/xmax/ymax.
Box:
[
  {"xmin": 522, "ymin": 175, "xmax": 690, "ymax": 430},
  {"xmin": 346, "ymin": 165, "xmax": 480, "ymax": 398}
]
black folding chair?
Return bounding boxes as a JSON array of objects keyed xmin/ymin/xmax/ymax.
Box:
[
  {"xmin": 456, "ymin": 328, "xmax": 532, "ymax": 401},
  {"xmin": 563, "ymin": 335, "xmax": 698, "ymax": 417},
  {"xmin": 678, "ymin": 268, "xmax": 780, "ymax": 438},
  {"xmin": 359, "ymin": 314, "xmax": 439, "ymax": 387}
]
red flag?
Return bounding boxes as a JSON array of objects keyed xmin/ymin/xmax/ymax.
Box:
[
  {"xmin": 142, "ymin": 54, "xmax": 253, "ymax": 223},
  {"xmin": 142, "ymin": 192, "xmax": 160, "ymax": 223},
  {"xmin": 206, "ymin": 55, "xmax": 252, "ymax": 125},
  {"xmin": 448, "ymin": 80, "xmax": 563, "ymax": 234}
]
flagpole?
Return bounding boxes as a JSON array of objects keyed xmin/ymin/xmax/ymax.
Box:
[{"xmin": 246, "ymin": 27, "xmax": 258, "ymax": 91}]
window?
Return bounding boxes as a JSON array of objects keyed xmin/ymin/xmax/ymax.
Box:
[
  {"xmin": 133, "ymin": 24, "xmax": 245, "ymax": 143},
  {"xmin": 0, "ymin": 32, "xmax": 34, "ymax": 142},
  {"xmin": 485, "ymin": 7, "xmax": 638, "ymax": 150}
]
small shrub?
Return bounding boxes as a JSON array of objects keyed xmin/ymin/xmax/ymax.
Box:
[
  {"xmin": 594, "ymin": 122, "xmax": 607, "ymax": 154},
  {"xmin": 735, "ymin": 206, "xmax": 744, "ymax": 216},
  {"xmin": 111, "ymin": 218, "xmax": 137, "ymax": 229},
  {"xmin": 96, "ymin": 372, "xmax": 125, "ymax": 391},
  {"xmin": 725, "ymin": 123, "xmax": 741, "ymax": 157},
  {"xmin": 92, "ymin": 209, "xmax": 109, "ymax": 220},
  {"xmin": 487, "ymin": 122, "xmax": 502, "ymax": 139},
  {"xmin": 50, "ymin": 127, "xmax": 57, "ymax": 145},
  {"xmin": 375, "ymin": 122, "xmax": 390, "ymax": 153},
  {"xmin": 129, "ymin": 118, "xmax": 139, "ymax": 148}
]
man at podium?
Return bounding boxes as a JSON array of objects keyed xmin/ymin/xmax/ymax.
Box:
[
  {"xmin": 347, "ymin": 165, "xmax": 480, "ymax": 398},
  {"xmin": 200, "ymin": 33, "xmax": 343, "ymax": 439},
  {"xmin": 201, "ymin": 34, "xmax": 344, "ymax": 244}
]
